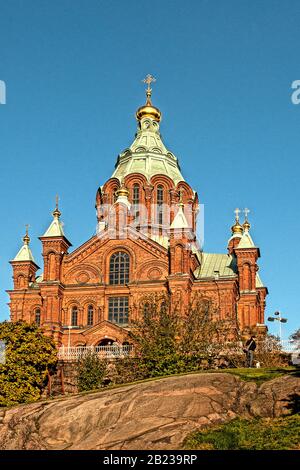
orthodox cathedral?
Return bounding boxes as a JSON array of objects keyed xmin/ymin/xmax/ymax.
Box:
[{"xmin": 7, "ymin": 76, "xmax": 268, "ymax": 347}]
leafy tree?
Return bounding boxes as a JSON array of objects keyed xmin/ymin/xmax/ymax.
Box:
[
  {"xmin": 0, "ymin": 320, "xmax": 57, "ymax": 407},
  {"xmin": 77, "ymin": 351, "xmax": 107, "ymax": 392},
  {"xmin": 180, "ymin": 294, "xmax": 237, "ymax": 358},
  {"xmin": 115, "ymin": 293, "xmax": 238, "ymax": 381},
  {"xmin": 128, "ymin": 294, "xmax": 181, "ymax": 377}
]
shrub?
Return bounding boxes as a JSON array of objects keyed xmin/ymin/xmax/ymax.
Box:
[
  {"xmin": 77, "ymin": 351, "xmax": 107, "ymax": 392},
  {"xmin": 0, "ymin": 320, "xmax": 57, "ymax": 407},
  {"xmin": 116, "ymin": 293, "xmax": 239, "ymax": 382}
]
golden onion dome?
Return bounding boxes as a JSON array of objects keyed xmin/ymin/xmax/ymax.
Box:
[
  {"xmin": 116, "ymin": 185, "xmax": 129, "ymax": 198},
  {"xmin": 136, "ymin": 98, "xmax": 161, "ymax": 122},
  {"xmin": 243, "ymin": 219, "xmax": 251, "ymax": 232},
  {"xmin": 136, "ymin": 74, "xmax": 162, "ymax": 123},
  {"xmin": 231, "ymin": 208, "xmax": 243, "ymax": 235},
  {"xmin": 231, "ymin": 220, "xmax": 244, "ymax": 235}
]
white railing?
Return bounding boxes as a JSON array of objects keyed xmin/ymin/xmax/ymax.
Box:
[
  {"xmin": 58, "ymin": 345, "xmax": 133, "ymax": 361},
  {"xmin": 58, "ymin": 340, "xmax": 300, "ymax": 362},
  {"xmin": 221, "ymin": 340, "xmax": 300, "ymax": 354},
  {"xmin": 276, "ymin": 340, "xmax": 300, "ymax": 353}
]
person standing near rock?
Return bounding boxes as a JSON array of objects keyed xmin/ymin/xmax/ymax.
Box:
[{"xmin": 244, "ymin": 335, "xmax": 257, "ymax": 368}]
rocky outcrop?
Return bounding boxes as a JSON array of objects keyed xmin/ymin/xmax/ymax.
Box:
[{"xmin": 0, "ymin": 373, "xmax": 299, "ymax": 450}]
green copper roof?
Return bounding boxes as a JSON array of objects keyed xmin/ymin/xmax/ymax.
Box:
[
  {"xmin": 13, "ymin": 243, "xmax": 36, "ymax": 263},
  {"xmin": 256, "ymin": 273, "xmax": 264, "ymax": 288},
  {"xmin": 237, "ymin": 230, "xmax": 256, "ymax": 249},
  {"xmin": 195, "ymin": 253, "xmax": 237, "ymax": 279},
  {"xmin": 112, "ymin": 116, "xmax": 185, "ymax": 184},
  {"xmin": 194, "ymin": 252, "xmax": 264, "ymax": 288},
  {"xmin": 43, "ymin": 215, "xmax": 65, "ymax": 237},
  {"xmin": 170, "ymin": 206, "xmax": 189, "ymax": 229}
]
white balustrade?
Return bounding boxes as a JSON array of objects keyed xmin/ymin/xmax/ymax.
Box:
[
  {"xmin": 58, "ymin": 340, "xmax": 300, "ymax": 361},
  {"xmin": 58, "ymin": 344, "xmax": 133, "ymax": 361}
]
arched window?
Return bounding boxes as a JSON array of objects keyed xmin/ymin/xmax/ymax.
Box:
[
  {"xmin": 109, "ymin": 251, "xmax": 130, "ymax": 285},
  {"xmin": 87, "ymin": 305, "xmax": 94, "ymax": 326},
  {"xmin": 243, "ymin": 263, "xmax": 252, "ymax": 291},
  {"xmin": 132, "ymin": 184, "xmax": 140, "ymax": 217},
  {"xmin": 48, "ymin": 252, "xmax": 56, "ymax": 281},
  {"xmin": 157, "ymin": 185, "xmax": 164, "ymax": 224},
  {"xmin": 35, "ymin": 308, "xmax": 41, "ymax": 327},
  {"xmin": 18, "ymin": 275, "xmax": 25, "ymax": 288},
  {"xmin": 71, "ymin": 306, "xmax": 78, "ymax": 326}
]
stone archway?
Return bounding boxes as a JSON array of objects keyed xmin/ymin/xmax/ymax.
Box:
[{"xmin": 97, "ymin": 338, "xmax": 116, "ymax": 346}]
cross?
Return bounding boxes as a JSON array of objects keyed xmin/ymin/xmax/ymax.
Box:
[
  {"xmin": 142, "ymin": 74, "xmax": 156, "ymax": 91},
  {"xmin": 234, "ymin": 208, "xmax": 240, "ymax": 221},
  {"xmin": 55, "ymin": 194, "xmax": 59, "ymax": 210},
  {"xmin": 25, "ymin": 224, "xmax": 30, "ymax": 236},
  {"xmin": 243, "ymin": 207, "xmax": 250, "ymax": 220}
]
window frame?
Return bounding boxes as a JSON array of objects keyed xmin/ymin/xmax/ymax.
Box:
[
  {"xmin": 108, "ymin": 296, "xmax": 129, "ymax": 325},
  {"xmin": 71, "ymin": 306, "xmax": 78, "ymax": 326},
  {"xmin": 87, "ymin": 304, "xmax": 94, "ymax": 326},
  {"xmin": 109, "ymin": 251, "xmax": 130, "ymax": 285},
  {"xmin": 157, "ymin": 185, "xmax": 164, "ymax": 225},
  {"xmin": 35, "ymin": 308, "xmax": 41, "ymax": 327}
]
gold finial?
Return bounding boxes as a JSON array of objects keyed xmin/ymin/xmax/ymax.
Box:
[
  {"xmin": 231, "ymin": 208, "xmax": 243, "ymax": 235},
  {"xmin": 53, "ymin": 194, "xmax": 61, "ymax": 219},
  {"xmin": 23, "ymin": 224, "xmax": 30, "ymax": 245},
  {"xmin": 136, "ymin": 74, "xmax": 161, "ymax": 122},
  {"xmin": 178, "ymin": 189, "xmax": 184, "ymax": 208},
  {"xmin": 116, "ymin": 180, "xmax": 129, "ymax": 198},
  {"xmin": 243, "ymin": 207, "xmax": 251, "ymax": 231}
]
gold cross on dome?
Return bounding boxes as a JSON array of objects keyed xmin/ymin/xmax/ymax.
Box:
[
  {"xmin": 243, "ymin": 207, "xmax": 250, "ymax": 220},
  {"xmin": 55, "ymin": 194, "xmax": 59, "ymax": 210},
  {"xmin": 25, "ymin": 224, "xmax": 30, "ymax": 235},
  {"xmin": 142, "ymin": 74, "xmax": 156, "ymax": 91},
  {"xmin": 234, "ymin": 208, "xmax": 241, "ymax": 221}
]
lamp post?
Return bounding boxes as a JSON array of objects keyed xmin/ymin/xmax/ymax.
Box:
[
  {"xmin": 267, "ymin": 311, "xmax": 288, "ymax": 341},
  {"xmin": 68, "ymin": 325, "xmax": 72, "ymax": 349}
]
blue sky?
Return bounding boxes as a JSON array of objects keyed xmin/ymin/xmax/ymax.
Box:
[{"xmin": 0, "ymin": 0, "xmax": 299, "ymax": 339}]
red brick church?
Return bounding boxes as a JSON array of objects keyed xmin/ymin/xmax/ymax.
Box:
[{"xmin": 7, "ymin": 76, "xmax": 268, "ymax": 347}]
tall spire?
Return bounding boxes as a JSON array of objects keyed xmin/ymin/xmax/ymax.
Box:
[
  {"xmin": 136, "ymin": 74, "xmax": 161, "ymax": 122},
  {"xmin": 242, "ymin": 207, "xmax": 251, "ymax": 232},
  {"xmin": 231, "ymin": 208, "xmax": 243, "ymax": 236},
  {"xmin": 112, "ymin": 75, "xmax": 184, "ymax": 184},
  {"xmin": 23, "ymin": 224, "xmax": 30, "ymax": 245},
  {"xmin": 13, "ymin": 225, "xmax": 36, "ymax": 262},
  {"xmin": 237, "ymin": 208, "xmax": 256, "ymax": 248},
  {"xmin": 42, "ymin": 196, "xmax": 65, "ymax": 237},
  {"xmin": 143, "ymin": 74, "xmax": 156, "ymax": 106},
  {"xmin": 52, "ymin": 194, "xmax": 61, "ymax": 219}
]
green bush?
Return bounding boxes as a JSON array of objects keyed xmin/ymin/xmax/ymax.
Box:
[
  {"xmin": 77, "ymin": 352, "xmax": 107, "ymax": 392},
  {"xmin": 0, "ymin": 320, "xmax": 57, "ymax": 407},
  {"xmin": 116, "ymin": 293, "xmax": 238, "ymax": 382}
]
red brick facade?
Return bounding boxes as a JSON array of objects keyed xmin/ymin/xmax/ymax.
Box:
[{"xmin": 7, "ymin": 93, "xmax": 268, "ymax": 346}]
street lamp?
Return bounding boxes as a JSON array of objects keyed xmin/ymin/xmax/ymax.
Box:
[
  {"xmin": 267, "ymin": 311, "xmax": 287, "ymax": 341},
  {"xmin": 68, "ymin": 325, "xmax": 73, "ymax": 349}
]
